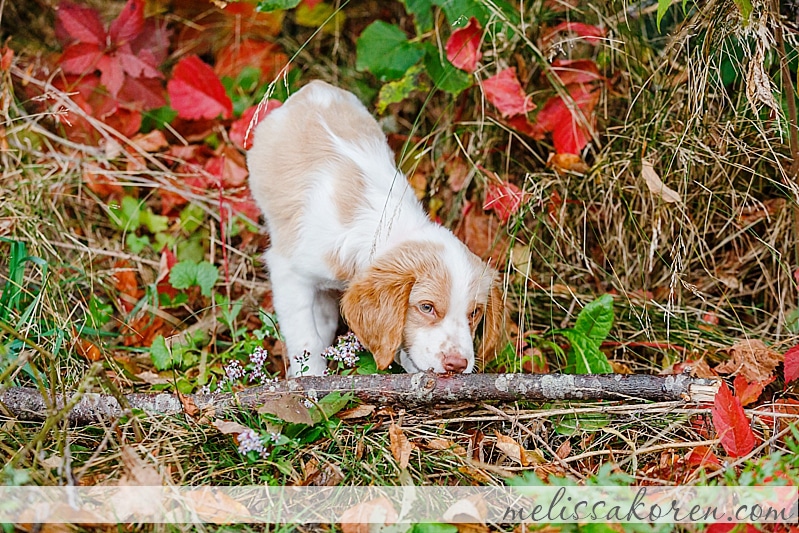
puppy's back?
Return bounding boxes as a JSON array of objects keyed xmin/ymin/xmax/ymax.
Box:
[{"xmin": 247, "ymin": 81, "xmax": 395, "ymax": 253}]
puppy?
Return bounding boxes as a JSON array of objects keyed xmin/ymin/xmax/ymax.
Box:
[{"xmin": 247, "ymin": 81, "xmax": 502, "ymax": 376}]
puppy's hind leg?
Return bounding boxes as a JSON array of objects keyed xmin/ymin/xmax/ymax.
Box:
[{"xmin": 265, "ymin": 250, "xmax": 329, "ymax": 376}]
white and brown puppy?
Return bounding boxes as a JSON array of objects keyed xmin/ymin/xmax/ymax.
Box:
[{"xmin": 247, "ymin": 80, "xmax": 502, "ymax": 377}]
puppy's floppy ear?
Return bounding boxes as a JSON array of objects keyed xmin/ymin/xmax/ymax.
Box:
[
  {"xmin": 341, "ymin": 261, "xmax": 414, "ymax": 370},
  {"xmin": 477, "ymin": 281, "xmax": 505, "ymax": 366}
]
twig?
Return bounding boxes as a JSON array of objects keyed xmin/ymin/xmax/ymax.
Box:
[{"xmin": 0, "ymin": 373, "xmax": 720, "ymax": 424}]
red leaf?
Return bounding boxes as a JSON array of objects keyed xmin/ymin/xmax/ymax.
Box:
[
  {"xmin": 60, "ymin": 43, "xmax": 103, "ymax": 74},
  {"xmin": 167, "ymin": 55, "xmax": 233, "ymax": 120},
  {"xmin": 483, "ymin": 68, "xmax": 535, "ymax": 118},
  {"xmin": 685, "ymin": 445, "xmax": 721, "ymax": 467},
  {"xmin": 214, "ymin": 39, "xmax": 288, "ymax": 84},
  {"xmin": 483, "ymin": 180, "xmax": 523, "ymax": 223},
  {"xmin": 108, "ymin": 0, "xmax": 145, "ymax": 45},
  {"xmin": 97, "ymin": 54, "xmax": 126, "ymax": 98},
  {"xmin": 532, "ymin": 84, "xmax": 599, "ymax": 154},
  {"xmin": 156, "ymin": 248, "xmax": 179, "ymax": 298},
  {"xmin": 229, "ymin": 101, "xmax": 282, "ymax": 150},
  {"xmin": 131, "ymin": 19, "xmax": 172, "ymax": 65},
  {"xmin": 551, "ymin": 59, "xmax": 602, "ymax": 86},
  {"xmin": 0, "ymin": 46, "xmax": 13, "ymax": 71},
  {"xmin": 55, "ymin": 1, "xmax": 106, "ymax": 46},
  {"xmin": 446, "ymin": 17, "xmax": 483, "ymax": 73},
  {"xmin": 733, "ymin": 374, "xmax": 774, "ymax": 406},
  {"xmin": 545, "ymin": 22, "xmax": 605, "ymax": 44},
  {"xmin": 117, "ymin": 76, "xmax": 166, "ymax": 111},
  {"xmin": 302, "ymin": 0, "xmax": 324, "ymax": 8},
  {"xmin": 785, "ymin": 344, "xmax": 799, "ymax": 384},
  {"xmin": 116, "ymin": 46, "xmax": 161, "ymax": 79},
  {"xmin": 711, "ymin": 381, "xmax": 756, "ymax": 458}
]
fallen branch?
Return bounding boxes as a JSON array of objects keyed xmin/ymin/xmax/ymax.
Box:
[{"xmin": 0, "ymin": 373, "xmax": 720, "ymax": 424}]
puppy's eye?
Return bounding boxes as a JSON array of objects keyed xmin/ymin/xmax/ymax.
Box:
[{"xmin": 418, "ymin": 303, "xmax": 435, "ymax": 315}]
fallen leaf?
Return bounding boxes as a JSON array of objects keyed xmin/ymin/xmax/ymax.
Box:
[
  {"xmin": 550, "ymin": 58, "xmax": 602, "ymax": 86},
  {"xmin": 446, "ymin": 156, "xmax": 471, "ymax": 191},
  {"xmin": 299, "ymin": 460, "xmax": 344, "ymax": 486},
  {"xmin": 55, "ymin": 1, "xmax": 106, "ymax": 46},
  {"xmin": 388, "ymin": 423, "xmax": 413, "ymax": 469},
  {"xmin": 530, "ymin": 84, "xmax": 599, "ymax": 154},
  {"xmin": 494, "ymin": 432, "xmax": 530, "ymax": 466},
  {"xmin": 0, "ymin": 46, "xmax": 13, "ymax": 71},
  {"xmin": 544, "ymin": 21, "xmax": 606, "ymax": 44},
  {"xmin": 482, "ymin": 67, "xmax": 535, "ymax": 118},
  {"xmin": 134, "ymin": 370, "xmax": 170, "ymax": 385},
  {"xmin": 685, "ymin": 445, "xmax": 721, "ymax": 467},
  {"xmin": 660, "ymin": 359, "xmax": 718, "ymax": 379},
  {"xmin": 83, "ymin": 163, "xmax": 124, "ymax": 197},
  {"xmin": 178, "ymin": 391, "xmax": 199, "ymax": 417},
  {"xmin": 715, "ymin": 339, "xmax": 782, "ymax": 383},
  {"xmin": 641, "ymin": 160, "xmax": 682, "ymax": 204},
  {"xmin": 74, "ymin": 335, "xmax": 102, "ymax": 362},
  {"xmin": 337, "ymin": 404, "xmax": 376, "ymax": 420},
  {"xmin": 184, "ymin": 489, "xmax": 251, "ymax": 523},
  {"xmin": 711, "ymin": 382, "xmax": 755, "ymax": 458},
  {"xmin": 117, "ymin": 445, "xmax": 162, "ymax": 485},
  {"xmin": 555, "ymin": 440, "xmax": 571, "ymax": 459},
  {"xmin": 446, "ymin": 17, "xmax": 483, "ymax": 73},
  {"xmin": 483, "ymin": 178, "xmax": 523, "ymax": 224},
  {"xmin": 456, "ymin": 201, "xmax": 509, "ymax": 265},
  {"xmin": 547, "ymin": 152, "xmax": 589, "ymax": 174},
  {"xmin": 257, "ymin": 395, "xmax": 314, "ymax": 425},
  {"xmin": 340, "ymin": 497, "xmax": 398, "ymax": 533},
  {"xmin": 167, "ymin": 55, "xmax": 233, "ymax": 120},
  {"xmin": 443, "ymin": 495, "xmax": 487, "ymax": 524},
  {"xmin": 112, "ymin": 260, "xmax": 143, "ymax": 312},
  {"xmin": 212, "ymin": 419, "xmax": 252, "ymax": 434},
  {"xmin": 784, "ymin": 343, "xmax": 799, "ymax": 384},
  {"xmin": 131, "ymin": 129, "xmax": 168, "ymax": 152},
  {"xmin": 733, "ymin": 374, "xmax": 774, "ymax": 406}
]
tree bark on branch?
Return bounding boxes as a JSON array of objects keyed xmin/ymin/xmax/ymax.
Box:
[{"xmin": 0, "ymin": 373, "xmax": 719, "ymax": 424}]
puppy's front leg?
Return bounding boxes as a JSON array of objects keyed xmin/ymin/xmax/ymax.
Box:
[{"xmin": 265, "ymin": 250, "xmax": 329, "ymax": 376}]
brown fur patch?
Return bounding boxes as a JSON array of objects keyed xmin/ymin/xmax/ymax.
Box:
[{"xmin": 340, "ymin": 241, "xmax": 447, "ymax": 369}]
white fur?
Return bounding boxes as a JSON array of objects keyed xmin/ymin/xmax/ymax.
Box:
[{"xmin": 247, "ymin": 81, "xmax": 498, "ymax": 376}]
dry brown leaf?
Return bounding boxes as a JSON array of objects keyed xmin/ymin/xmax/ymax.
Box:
[
  {"xmin": 641, "ymin": 160, "xmax": 681, "ymax": 204},
  {"xmin": 443, "ymin": 495, "xmax": 488, "ymax": 525},
  {"xmin": 715, "ymin": 339, "xmax": 782, "ymax": 382},
  {"xmin": 258, "ymin": 395, "xmax": 314, "ymax": 424},
  {"xmin": 337, "ymin": 404, "xmax": 376, "ymax": 420},
  {"xmin": 340, "ymin": 496, "xmax": 399, "ymax": 533},
  {"xmin": 455, "ymin": 203, "xmax": 509, "ymax": 266},
  {"xmin": 212, "ymin": 419, "xmax": 251, "ymax": 435},
  {"xmin": 446, "ymin": 156, "xmax": 472, "ymax": 192},
  {"xmin": 117, "ymin": 446, "xmax": 162, "ymax": 486},
  {"xmin": 134, "ymin": 370, "xmax": 171, "ymax": 385},
  {"xmin": 299, "ymin": 460, "xmax": 344, "ymax": 486},
  {"xmin": 555, "ymin": 440, "xmax": 572, "ymax": 460},
  {"xmin": 427, "ymin": 438, "xmax": 468, "ymax": 456},
  {"xmin": 131, "ymin": 130, "xmax": 168, "ymax": 152},
  {"xmin": 494, "ymin": 432, "xmax": 528, "ymax": 466},
  {"xmin": 73, "ymin": 332, "xmax": 102, "ymax": 362},
  {"xmin": 389, "ymin": 423, "xmax": 413, "ymax": 469},
  {"xmin": 185, "ymin": 489, "xmax": 252, "ymax": 523},
  {"xmin": 547, "ymin": 152, "xmax": 589, "ymax": 174},
  {"xmin": 178, "ymin": 391, "xmax": 200, "ymax": 417}
]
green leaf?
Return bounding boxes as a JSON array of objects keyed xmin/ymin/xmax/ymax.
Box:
[
  {"xmin": 573, "ymin": 294, "xmax": 614, "ymax": 344},
  {"xmin": 256, "ymin": 0, "xmax": 301, "ymax": 12},
  {"xmin": 377, "ymin": 65, "xmax": 429, "ymax": 113},
  {"xmin": 87, "ymin": 295, "xmax": 113, "ymax": 328},
  {"xmin": 150, "ymin": 335, "xmax": 173, "ymax": 370},
  {"xmin": 295, "ymin": 2, "xmax": 345, "ymax": 32},
  {"xmin": 310, "ymin": 391, "xmax": 352, "ymax": 422},
  {"xmin": 195, "ymin": 261, "xmax": 219, "ymax": 296},
  {"xmin": 431, "ymin": 0, "xmax": 490, "ymax": 25},
  {"xmin": 109, "ymin": 196, "xmax": 141, "ymax": 231},
  {"xmin": 732, "ymin": 0, "xmax": 752, "ymax": 23},
  {"xmin": 400, "ymin": 0, "xmax": 434, "ymax": 33},
  {"xmin": 140, "ymin": 106, "xmax": 179, "ymax": 133},
  {"xmin": 168, "ymin": 261, "xmax": 198, "ymax": 291},
  {"xmin": 555, "ymin": 412, "xmax": 609, "ymax": 436},
  {"xmin": 656, "ymin": 0, "xmax": 670, "ymax": 31},
  {"xmin": 356, "ymin": 21, "xmax": 424, "ymax": 81},
  {"xmin": 562, "ymin": 330, "xmax": 612, "ymax": 374},
  {"xmin": 412, "ymin": 524, "xmax": 458, "ymax": 533},
  {"xmin": 140, "ymin": 208, "xmax": 169, "ymax": 234},
  {"xmin": 179, "ymin": 203, "xmax": 205, "ymax": 234},
  {"xmin": 125, "ymin": 233, "xmax": 150, "ymax": 254},
  {"xmin": 423, "ymin": 43, "xmax": 472, "ymax": 95}
]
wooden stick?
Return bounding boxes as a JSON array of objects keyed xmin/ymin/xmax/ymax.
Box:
[{"xmin": 0, "ymin": 373, "xmax": 720, "ymax": 424}]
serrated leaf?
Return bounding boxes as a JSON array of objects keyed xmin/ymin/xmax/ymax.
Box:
[
  {"xmin": 356, "ymin": 21, "xmax": 424, "ymax": 82},
  {"xmin": 140, "ymin": 208, "xmax": 169, "ymax": 233},
  {"xmin": 195, "ymin": 262, "xmax": 219, "ymax": 296},
  {"xmin": 423, "ymin": 43, "xmax": 472, "ymax": 95},
  {"xmin": 256, "ymin": 0, "xmax": 302, "ymax": 12},
  {"xmin": 573, "ymin": 294, "xmax": 614, "ymax": 344},
  {"xmin": 168, "ymin": 261, "xmax": 197, "ymax": 290},
  {"xmin": 377, "ymin": 65, "xmax": 427, "ymax": 113},
  {"xmin": 784, "ymin": 344, "xmax": 799, "ymax": 384},
  {"xmin": 109, "ymin": 196, "xmax": 142, "ymax": 231},
  {"xmin": 167, "ymin": 55, "xmax": 232, "ymax": 120},
  {"xmin": 562, "ymin": 330, "xmax": 612, "ymax": 374},
  {"xmin": 150, "ymin": 335, "xmax": 173, "ymax": 370}
]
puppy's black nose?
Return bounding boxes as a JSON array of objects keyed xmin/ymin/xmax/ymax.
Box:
[{"xmin": 442, "ymin": 354, "xmax": 468, "ymax": 373}]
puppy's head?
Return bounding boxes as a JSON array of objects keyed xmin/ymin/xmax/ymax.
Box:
[{"xmin": 341, "ymin": 239, "xmax": 503, "ymax": 373}]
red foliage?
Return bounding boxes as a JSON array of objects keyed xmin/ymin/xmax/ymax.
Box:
[
  {"xmin": 684, "ymin": 445, "xmax": 721, "ymax": 467},
  {"xmin": 733, "ymin": 374, "xmax": 774, "ymax": 406},
  {"xmin": 446, "ymin": 17, "xmax": 483, "ymax": 73},
  {"xmin": 530, "ymin": 84, "xmax": 600, "ymax": 154},
  {"xmin": 230, "ymin": 101, "xmax": 283, "ymax": 150},
  {"xmin": 483, "ymin": 180, "xmax": 523, "ymax": 223},
  {"xmin": 167, "ymin": 55, "xmax": 233, "ymax": 120},
  {"xmin": 482, "ymin": 68, "xmax": 535, "ymax": 117},
  {"xmin": 551, "ymin": 59, "xmax": 603, "ymax": 85},
  {"xmin": 214, "ymin": 39, "xmax": 288, "ymax": 84},
  {"xmin": 711, "ymin": 382, "xmax": 756, "ymax": 458},
  {"xmin": 544, "ymin": 21, "xmax": 606, "ymax": 44},
  {"xmin": 784, "ymin": 343, "xmax": 799, "ymax": 384}
]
